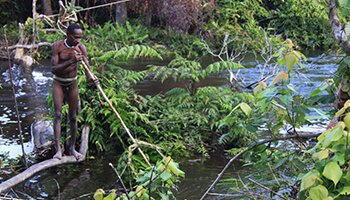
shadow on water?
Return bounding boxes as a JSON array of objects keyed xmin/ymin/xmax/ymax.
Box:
[{"xmin": 0, "ymin": 51, "xmax": 341, "ymax": 199}]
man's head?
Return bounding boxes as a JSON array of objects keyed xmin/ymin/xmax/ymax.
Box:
[{"xmin": 66, "ymin": 23, "xmax": 84, "ymax": 46}]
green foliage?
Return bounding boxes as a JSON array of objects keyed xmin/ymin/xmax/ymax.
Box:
[
  {"xmin": 0, "ymin": 0, "xmax": 31, "ymax": 27},
  {"xmin": 335, "ymin": 57, "xmax": 350, "ymax": 99},
  {"xmin": 204, "ymin": 0, "xmax": 271, "ymax": 51},
  {"xmin": 84, "ymin": 21, "xmax": 204, "ymax": 59},
  {"xmin": 94, "ymin": 157, "xmax": 184, "ymax": 199},
  {"xmin": 299, "ymin": 120, "xmax": 350, "ymax": 199},
  {"xmin": 96, "ymin": 45, "xmax": 162, "ymax": 62},
  {"xmin": 338, "ymin": 0, "xmax": 350, "ymax": 19},
  {"xmin": 268, "ymin": 0, "xmax": 334, "ymax": 49}
]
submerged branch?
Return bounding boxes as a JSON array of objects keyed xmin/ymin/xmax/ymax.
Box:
[
  {"xmin": 0, "ymin": 125, "xmax": 90, "ymax": 193},
  {"xmin": 199, "ymin": 132, "xmax": 321, "ymax": 200}
]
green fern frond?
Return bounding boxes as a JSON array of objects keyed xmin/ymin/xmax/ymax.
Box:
[
  {"xmin": 218, "ymin": 132, "xmax": 233, "ymax": 145},
  {"xmin": 168, "ymin": 57, "xmax": 201, "ymax": 70},
  {"xmin": 118, "ymin": 45, "xmax": 163, "ymax": 61},
  {"xmin": 122, "ymin": 70, "xmax": 147, "ymax": 84},
  {"xmin": 95, "ymin": 45, "xmax": 162, "ymax": 62},
  {"xmin": 148, "ymin": 65, "xmax": 178, "ymax": 82},
  {"xmin": 96, "ymin": 50, "xmax": 117, "ymax": 61},
  {"xmin": 201, "ymin": 61, "xmax": 244, "ymax": 78}
]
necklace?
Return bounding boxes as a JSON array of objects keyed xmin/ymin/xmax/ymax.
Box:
[{"xmin": 64, "ymin": 39, "xmax": 76, "ymax": 48}]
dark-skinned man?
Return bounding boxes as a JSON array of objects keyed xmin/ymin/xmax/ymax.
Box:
[{"xmin": 51, "ymin": 23, "xmax": 97, "ymax": 160}]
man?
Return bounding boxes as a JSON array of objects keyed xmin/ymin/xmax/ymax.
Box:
[{"xmin": 51, "ymin": 23, "xmax": 96, "ymax": 160}]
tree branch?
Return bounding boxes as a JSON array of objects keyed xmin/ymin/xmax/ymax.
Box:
[
  {"xmin": 0, "ymin": 125, "xmax": 90, "ymax": 193},
  {"xmin": 0, "ymin": 42, "xmax": 52, "ymax": 50},
  {"xmin": 199, "ymin": 132, "xmax": 321, "ymax": 200}
]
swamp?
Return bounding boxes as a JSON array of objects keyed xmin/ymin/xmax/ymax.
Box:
[{"xmin": 1, "ymin": 0, "xmax": 350, "ymax": 199}]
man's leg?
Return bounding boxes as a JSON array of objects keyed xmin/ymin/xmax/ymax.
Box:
[
  {"xmin": 53, "ymin": 81, "xmax": 64, "ymax": 159},
  {"xmin": 67, "ymin": 81, "xmax": 83, "ymax": 160}
]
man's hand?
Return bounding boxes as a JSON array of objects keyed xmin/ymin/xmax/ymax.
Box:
[
  {"xmin": 89, "ymin": 76, "xmax": 100, "ymax": 86},
  {"xmin": 71, "ymin": 53, "xmax": 84, "ymax": 63}
]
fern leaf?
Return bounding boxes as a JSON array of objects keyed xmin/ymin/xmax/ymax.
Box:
[{"xmin": 201, "ymin": 61, "xmax": 244, "ymax": 78}]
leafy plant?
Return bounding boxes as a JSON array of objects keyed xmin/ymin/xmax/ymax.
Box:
[{"xmin": 299, "ymin": 104, "xmax": 350, "ymax": 199}]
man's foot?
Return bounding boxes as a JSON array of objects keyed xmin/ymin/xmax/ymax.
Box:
[
  {"xmin": 53, "ymin": 149, "xmax": 63, "ymax": 160},
  {"xmin": 70, "ymin": 149, "xmax": 83, "ymax": 160}
]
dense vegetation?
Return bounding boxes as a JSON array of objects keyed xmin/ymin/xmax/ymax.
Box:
[{"xmin": 2, "ymin": 0, "xmax": 350, "ymax": 199}]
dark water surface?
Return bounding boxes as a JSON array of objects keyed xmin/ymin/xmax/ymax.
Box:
[{"xmin": 0, "ymin": 52, "xmax": 340, "ymax": 199}]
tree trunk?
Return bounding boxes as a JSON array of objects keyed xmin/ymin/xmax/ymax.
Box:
[
  {"xmin": 328, "ymin": 0, "xmax": 350, "ymax": 55},
  {"xmin": 115, "ymin": 1, "xmax": 127, "ymax": 24},
  {"xmin": 42, "ymin": 0, "xmax": 53, "ymax": 16}
]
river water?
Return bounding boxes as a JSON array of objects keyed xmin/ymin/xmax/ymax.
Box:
[{"xmin": 0, "ymin": 52, "xmax": 340, "ymax": 199}]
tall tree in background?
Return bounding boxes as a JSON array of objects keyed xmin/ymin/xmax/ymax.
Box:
[{"xmin": 41, "ymin": 0, "xmax": 53, "ymax": 15}]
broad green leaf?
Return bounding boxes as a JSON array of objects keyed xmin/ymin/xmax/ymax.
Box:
[
  {"xmin": 253, "ymin": 81, "xmax": 267, "ymax": 95},
  {"xmin": 136, "ymin": 185, "xmax": 146, "ymax": 198},
  {"xmin": 284, "ymin": 51, "xmax": 300, "ymax": 71},
  {"xmin": 344, "ymin": 171, "xmax": 350, "ymax": 182},
  {"xmin": 160, "ymin": 170, "xmax": 172, "ymax": 181},
  {"xmin": 103, "ymin": 189, "xmax": 117, "ymax": 200},
  {"xmin": 309, "ymin": 185, "xmax": 328, "ymax": 200},
  {"xmin": 163, "ymin": 156, "xmax": 185, "ymax": 177},
  {"xmin": 344, "ymin": 113, "xmax": 350, "ymax": 130},
  {"xmin": 335, "ymin": 100, "xmax": 350, "ymax": 117},
  {"xmin": 312, "ymin": 149, "xmax": 329, "ymax": 160},
  {"xmin": 93, "ymin": 189, "xmax": 105, "ymax": 200},
  {"xmin": 322, "ymin": 162, "xmax": 343, "ymax": 186},
  {"xmin": 300, "ymin": 170, "xmax": 321, "ymax": 191},
  {"xmin": 340, "ymin": 186, "xmax": 350, "ymax": 195},
  {"xmin": 238, "ymin": 102, "xmax": 252, "ymax": 117},
  {"xmin": 271, "ymin": 72, "xmax": 289, "ymax": 85},
  {"xmin": 317, "ymin": 123, "xmax": 344, "ymax": 148}
]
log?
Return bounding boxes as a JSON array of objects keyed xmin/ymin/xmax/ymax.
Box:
[{"xmin": 0, "ymin": 125, "xmax": 90, "ymax": 193}]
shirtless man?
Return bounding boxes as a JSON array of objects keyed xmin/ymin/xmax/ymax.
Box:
[{"xmin": 51, "ymin": 23, "xmax": 96, "ymax": 160}]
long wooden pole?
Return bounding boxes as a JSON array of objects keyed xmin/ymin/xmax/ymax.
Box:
[{"xmin": 80, "ymin": 60, "xmax": 151, "ymax": 167}]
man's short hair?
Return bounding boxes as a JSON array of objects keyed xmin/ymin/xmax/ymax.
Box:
[{"xmin": 67, "ymin": 23, "xmax": 83, "ymax": 34}]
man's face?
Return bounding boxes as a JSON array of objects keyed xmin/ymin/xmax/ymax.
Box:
[{"xmin": 67, "ymin": 29, "xmax": 83, "ymax": 46}]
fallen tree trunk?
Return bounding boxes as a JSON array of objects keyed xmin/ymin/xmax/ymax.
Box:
[{"xmin": 0, "ymin": 125, "xmax": 90, "ymax": 193}]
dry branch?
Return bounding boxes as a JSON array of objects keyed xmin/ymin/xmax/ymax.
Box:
[
  {"xmin": 0, "ymin": 42, "xmax": 52, "ymax": 50},
  {"xmin": 199, "ymin": 132, "xmax": 321, "ymax": 200},
  {"xmin": 0, "ymin": 125, "xmax": 90, "ymax": 193}
]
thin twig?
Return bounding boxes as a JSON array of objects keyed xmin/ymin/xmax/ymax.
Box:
[
  {"xmin": 53, "ymin": 178, "xmax": 61, "ymax": 200},
  {"xmin": 148, "ymin": 165, "xmax": 156, "ymax": 198},
  {"xmin": 108, "ymin": 163, "xmax": 130, "ymax": 200},
  {"xmin": 4, "ymin": 29, "xmax": 27, "ymax": 168},
  {"xmin": 207, "ymin": 192, "xmax": 242, "ymax": 197},
  {"xmin": 69, "ymin": 192, "xmax": 94, "ymax": 200},
  {"xmin": 247, "ymin": 178, "xmax": 287, "ymax": 200}
]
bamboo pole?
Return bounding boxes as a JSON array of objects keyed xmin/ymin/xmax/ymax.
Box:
[{"xmin": 80, "ymin": 60, "xmax": 151, "ymax": 167}]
